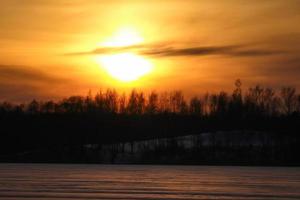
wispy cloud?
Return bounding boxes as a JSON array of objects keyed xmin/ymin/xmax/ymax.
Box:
[
  {"xmin": 0, "ymin": 65, "xmax": 71, "ymax": 102},
  {"xmin": 65, "ymin": 43, "xmax": 284, "ymax": 58},
  {"xmin": 65, "ymin": 45, "xmax": 146, "ymax": 56},
  {"xmin": 0, "ymin": 65, "xmax": 67, "ymax": 83}
]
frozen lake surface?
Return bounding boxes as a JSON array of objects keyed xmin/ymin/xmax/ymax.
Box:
[{"xmin": 0, "ymin": 164, "xmax": 299, "ymax": 199}]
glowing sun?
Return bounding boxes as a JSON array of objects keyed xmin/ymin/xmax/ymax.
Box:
[
  {"xmin": 99, "ymin": 53, "xmax": 152, "ymax": 82},
  {"xmin": 97, "ymin": 28, "xmax": 152, "ymax": 82}
]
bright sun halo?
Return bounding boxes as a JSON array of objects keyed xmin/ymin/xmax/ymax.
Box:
[
  {"xmin": 100, "ymin": 53, "xmax": 151, "ymax": 82},
  {"xmin": 96, "ymin": 28, "xmax": 152, "ymax": 82}
]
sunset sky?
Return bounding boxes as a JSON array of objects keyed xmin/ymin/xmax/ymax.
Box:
[{"xmin": 0, "ymin": 0, "xmax": 300, "ymax": 102}]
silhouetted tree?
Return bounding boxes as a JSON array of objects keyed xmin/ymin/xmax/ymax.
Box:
[
  {"xmin": 27, "ymin": 99, "xmax": 39, "ymax": 114},
  {"xmin": 95, "ymin": 90, "xmax": 106, "ymax": 113},
  {"xmin": 189, "ymin": 97, "xmax": 202, "ymax": 116},
  {"xmin": 202, "ymin": 92, "xmax": 210, "ymax": 116},
  {"xmin": 0, "ymin": 101, "xmax": 14, "ymax": 113},
  {"xmin": 136, "ymin": 91, "xmax": 146, "ymax": 115},
  {"xmin": 159, "ymin": 92, "xmax": 171, "ymax": 113},
  {"xmin": 85, "ymin": 90, "xmax": 95, "ymax": 113},
  {"xmin": 146, "ymin": 91, "xmax": 159, "ymax": 114},
  {"xmin": 229, "ymin": 79, "xmax": 243, "ymax": 117},
  {"xmin": 280, "ymin": 87, "xmax": 297, "ymax": 115},
  {"xmin": 209, "ymin": 94, "xmax": 218, "ymax": 115},
  {"xmin": 216, "ymin": 91, "xmax": 229, "ymax": 117},
  {"xmin": 127, "ymin": 89, "xmax": 140, "ymax": 114},
  {"xmin": 119, "ymin": 93, "xmax": 127, "ymax": 114},
  {"xmin": 104, "ymin": 89, "xmax": 118, "ymax": 113},
  {"xmin": 41, "ymin": 101, "xmax": 55, "ymax": 113},
  {"xmin": 170, "ymin": 91, "xmax": 185, "ymax": 113}
]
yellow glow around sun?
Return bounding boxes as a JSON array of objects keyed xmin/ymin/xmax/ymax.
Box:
[
  {"xmin": 101, "ymin": 28, "xmax": 144, "ymax": 47},
  {"xmin": 96, "ymin": 28, "xmax": 152, "ymax": 82}
]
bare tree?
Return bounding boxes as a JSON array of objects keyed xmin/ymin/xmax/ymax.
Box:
[
  {"xmin": 127, "ymin": 89, "xmax": 139, "ymax": 114},
  {"xmin": 41, "ymin": 101, "xmax": 55, "ymax": 114},
  {"xmin": 95, "ymin": 89, "xmax": 105, "ymax": 113},
  {"xmin": 104, "ymin": 89, "xmax": 118, "ymax": 113},
  {"xmin": 209, "ymin": 94, "xmax": 218, "ymax": 115},
  {"xmin": 159, "ymin": 92, "xmax": 170, "ymax": 113},
  {"xmin": 170, "ymin": 91, "xmax": 185, "ymax": 113},
  {"xmin": 216, "ymin": 91, "xmax": 229, "ymax": 116},
  {"xmin": 280, "ymin": 87, "xmax": 297, "ymax": 115},
  {"xmin": 146, "ymin": 91, "xmax": 159, "ymax": 114},
  {"xmin": 118, "ymin": 93, "xmax": 127, "ymax": 114},
  {"xmin": 189, "ymin": 96, "xmax": 202, "ymax": 116},
  {"xmin": 85, "ymin": 90, "xmax": 95, "ymax": 112},
  {"xmin": 27, "ymin": 99, "xmax": 40, "ymax": 114},
  {"xmin": 136, "ymin": 91, "xmax": 146, "ymax": 114}
]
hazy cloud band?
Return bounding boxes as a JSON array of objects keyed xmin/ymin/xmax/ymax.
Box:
[{"xmin": 65, "ymin": 44, "xmax": 284, "ymax": 58}]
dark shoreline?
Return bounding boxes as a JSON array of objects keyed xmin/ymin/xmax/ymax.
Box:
[{"xmin": 1, "ymin": 162, "xmax": 300, "ymax": 167}]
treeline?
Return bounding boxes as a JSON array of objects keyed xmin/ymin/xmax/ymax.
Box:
[
  {"xmin": 0, "ymin": 80, "xmax": 299, "ymax": 164},
  {"xmin": 1, "ymin": 80, "xmax": 300, "ymax": 117}
]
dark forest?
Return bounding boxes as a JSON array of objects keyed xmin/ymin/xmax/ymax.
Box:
[{"xmin": 1, "ymin": 80, "xmax": 299, "ymax": 165}]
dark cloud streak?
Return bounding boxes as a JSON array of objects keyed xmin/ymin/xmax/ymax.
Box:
[
  {"xmin": 66, "ymin": 43, "xmax": 284, "ymax": 58},
  {"xmin": 0, "ymin": 65, "xmax": 71, "ymax": 102},
  {"xmin": 0, "ymin": 65, "xmax": 67, "ymax": 83}
]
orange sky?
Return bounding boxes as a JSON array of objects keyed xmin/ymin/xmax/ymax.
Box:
[{"xmin": 0, "ymin": 0, "xmax": 300, "ymax": 102}]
